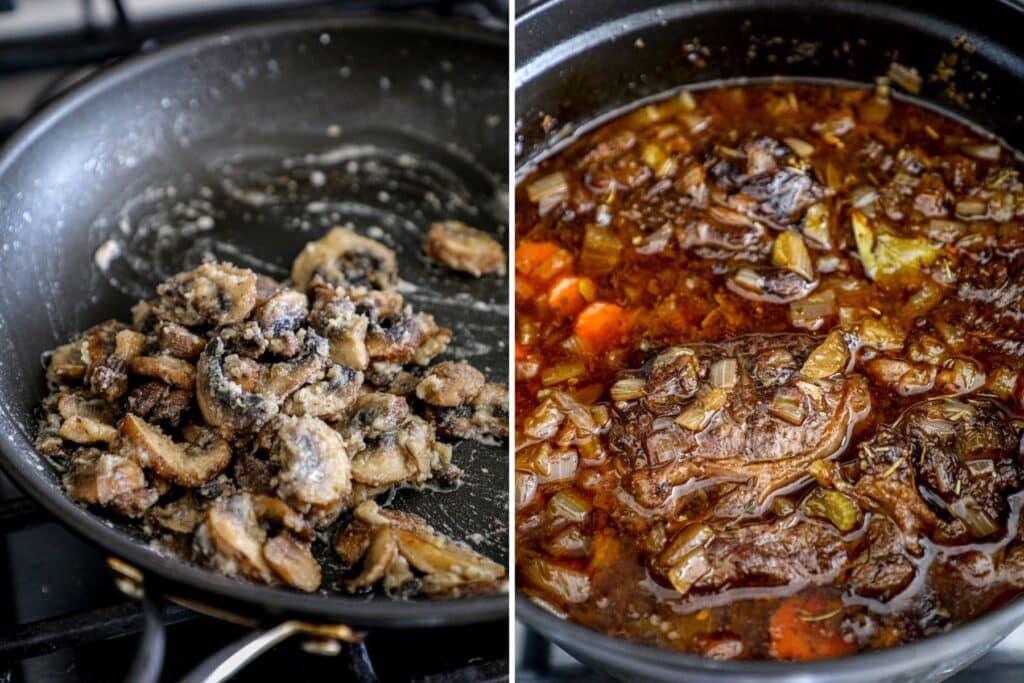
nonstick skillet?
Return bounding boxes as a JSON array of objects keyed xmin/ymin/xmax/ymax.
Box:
[
  {"xmin": 516, "ymin": 0, "xmax": 1024, "ymax": 681},
  {"xmin": 0, "ymin": 13, "xmax": 508, "ymax": 680}
]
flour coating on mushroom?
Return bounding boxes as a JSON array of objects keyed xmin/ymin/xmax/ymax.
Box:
[{"xmin": 36, "ymin": 228, "xmax": 507, "ymax": 597}]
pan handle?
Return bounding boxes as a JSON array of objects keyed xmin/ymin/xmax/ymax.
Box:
[
  {"xmin": 178, "ymin": 622, "xmax": 378, "ymax": 683},
  {"xmin": 179, "ymin": 621, "xmax": 303, "ymax": 683},
  {"xmin": 125, "ymin": 593, "xmax": 167, "ymax": 683}
]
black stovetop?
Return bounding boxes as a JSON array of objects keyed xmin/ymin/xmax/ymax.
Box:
[{"xmin": 0, "ymin": 2, "xmax": 508, "ymax": 682}]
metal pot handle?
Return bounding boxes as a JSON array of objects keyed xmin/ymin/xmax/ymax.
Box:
[
  {"xmin": 179, "ymin": 621, "xmax": 377, "ymax": 683},
  {"xmin": 109, "ymin": 557, "xmax": 369, "ymax": 683}
]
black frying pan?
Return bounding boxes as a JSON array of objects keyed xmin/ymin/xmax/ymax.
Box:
[
  {"xmin": 516, "ymin": 0, "xmax": 1024, "ymax": 681},
  {"xmin": 0, "ymin": 12, "xmax": 508, "ymax": 678}
]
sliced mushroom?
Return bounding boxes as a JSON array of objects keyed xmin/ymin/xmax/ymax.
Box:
[
  {"xmin": 423, "ymin": 220, "xmax": 507, "ymax": 277},
  {"xmin": 59, "ymin": 416, "xmax": 119, "ymax": 445},
  {"xmin": 196, "ymin": 337, "xmax": 279, "ymax": 435},
  {"xmin": 308, "ymin": 294, "xmax": 370, "ymax": 370},
  {"xmin": 130, "ymin": 355, "xmax": 196, "ymax": 389},
  {"xmin": 263, "ymin": 533, "xmax": 321, "ymax": 592},
  {"xmin": 428, "ymin": 382, "xmax": 509, "ymax": 443},
  {"xmin": 343, "ymin": 392, "xmax": 411, "ymax": 440},
  {"xmin": 194, "ymin": 492, "xmax": 275, "ymax": 583},
  {"xmin": 337, "ymin": 501, "xmax": 505, "ymax": 595},
  {"xmin": 256, "ymin": 288, "xmax": 309, "ymax": 358},
  {"xmin": 146, "ymin": 493, "xmax": 206, "ymax": 535},
  {"xmin": 63, "ymin": 448, "xmax": 157, "ymax": 518},
  {"xmin": 83, "ymin": 324, "xmax": 142, "ymax": 401},
  {"xmin": 56, "ymin": 392, "xmax": 118, "ymax": 423},
  {"xmin": 291, "ymin": 226, "xmax": 398, "ymax": 291},
  {"xmin": 344, "ymin": 526, "xmax": 399, "ymax": 590},
  {"xmin": 333, "ymin": 518, "xmax": 375, "ymax": 566},
  {"xmin": 47, "ymin": 341, "xmax": 87, "ymax": 384},
  {"xmin": 364, "ymin": 310, "xmax": 421, "ymax": 364},
  {"xmin": 127, "ymin": 382, "xmax": 193, "ymax": 428},
  {"xmin": 416, "ymin": 361, "xmax": 485, "ymax": 407},
  {"xmin": 411, "ymin": 313, "xmax": 452, "ymax": 366},
  {"xmin": 283, "ymin": 364, "xmax": 363, "ymax": 420},
  {"xmin": 350, "ymin": 435, "xmax": 415, "ymax": 487},
  {"xmin": 259, "ymin": 332, "xmax": 329, "ymax": 401},
  {"xmin": 120, "ymin": 414, "xmax": 232, "ymax": 487},
  {"xmin": 155, "ymin": 322, "xmax": 205, "ymax": 360},
  {"xmin": 270, "ymin": 415, "xmax": 351, "ymax": 520},
  {"xmin": 153, "ymin": 262, "xmax": 257, "ymax": 326},
  {"xmin": 217, "ymin": 321, "xmax": 270, "ymax": 358}
]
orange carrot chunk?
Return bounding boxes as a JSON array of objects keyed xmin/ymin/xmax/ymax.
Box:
[
  {"xmin": 768, "ymin": 593, "xmax": 854, "ymax": 661},
  {"xmin": 547, "ymin": 276, "xmax": 596, "ymax": 317},
  {"xmin": 516, "ymin": 241, "xmax": 573, "ymax": 283},
  {"xmin": 573, "ymin": 302, "xmax": 629, "ymax": 350}
]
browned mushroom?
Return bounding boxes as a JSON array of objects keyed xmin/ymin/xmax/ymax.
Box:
[
  {"xmin": 120, "ymin": 414, "xmax": 232, "ymax": 487},
  {"xmin": 270, "ymin": 415, "xmax": 351, "ymax": 522},
  {"xmin": 196, "ymin": 337, "xmax": 279, "ymax": 435},
  {"xmin": 63, "ymin": 448, "xmax": 157, "ymax": 518},
  {"xmin": 153, "ymin": 262, "xmax": 258, "ymax": 326},
  {"xmin": 291, "ymin": 226, "xmax": 398, "ymax": 291},
  {"xmin": 423, "ymin": 220, "xmax": 507, "ymax": 277},
  {"xmin": 415, "ymin": 361, "xmax": 485, "ymax": 407},
  {"xmin": 336, "ymin": 501, "xmax": 505, "ymax": 596}
]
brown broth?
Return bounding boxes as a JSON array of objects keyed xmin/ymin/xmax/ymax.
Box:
[{"xmin": 515, "ymin": 83, "xmax": 1024, "ymax": 661}]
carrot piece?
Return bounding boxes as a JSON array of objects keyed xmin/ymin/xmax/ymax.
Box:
[
  {"xmin": 516, "ymin": 241, "xmax": 572, "ymax": 282},
  {"xmin": 516, "ymin": 241, "xmax": 559, "ymax": 273},
  {"xmin": 573, "ymin": 302, "xmax": 629, "ymax": 350},
  {"xmin": 547, "ymin": 276, "xmax": 596, "ymax": 317},
  {"xmin": 768, "ymin": 593, "xmax": 854, "ymax": 661}
]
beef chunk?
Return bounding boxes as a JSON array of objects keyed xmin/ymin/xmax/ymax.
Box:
[{"xmin": 612, "ymin": 334, "xmax": 872, "ymax": 518}]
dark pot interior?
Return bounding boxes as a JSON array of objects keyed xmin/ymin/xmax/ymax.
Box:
[{"xmin": 515, "ymin": 0, "xmax": 1024, "ymax": 680}]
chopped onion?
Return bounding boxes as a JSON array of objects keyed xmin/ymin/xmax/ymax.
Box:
[
  {"xmin": 851, "ymin": 187, "xmax": 879, "ymax": 209},
  {"xmin": 803, "ymin": 488, "xmax": 859, "ymax": 531},
  {"xmin": 858, "ymin": 317, "xmax": 906, "ymax": 351},
  {"xmin": 610, "ymin": 377, "xmax": 647, "ymax": 401},
  {"xmin": 540, "ymin": 449, "xmax": 579, "ymax": 483},
  {"xmin": 516, "ymin": 360, "xmax": 540, "ymax": 380},
  {"xmin": 552, "ymin": 390, "xmax": 597, "ymax": 433},
  {"xmin": 544, "ymin": 525, "xmax": 591, "ymax": 559},
  {"xmin": 681, "ymin": 111, "xmax": 711, "ymax": 134},
  {"xmin": 541, "ymin": 361, "xmax": 586, "ymax": 386},
  {"xmin": 547, "ymin": 489, "xmax": 593, "ymax": 523},
  {"xmin": 802, "ymin": 202, "xmax": 832, "ymax": 248},
  {"xmin": 784, "ymin": 137, "xmax": 816, "ymax": 158},
  {"xmin": 528, "ymin": 169, "xmax": 569, "ymax": 204},
  {"xmin": 886, "ymin": 62, "xmax": 922, "ymax": 94},
  {"xmin": 675, "ymin": 388, "xmax": 729, "ymax": 431},
  {"xmin": 769, "ymin": 386, "xmax": 806, "ymax": 425},
  {"xmin": 789, "ymin": 290, "xmax": 836, "ymax": 331},
  {"xmin": 522, "ymin": 556, "xmax": 591, "ymax": 604},
  {"xmin": 515, "ymin": 470, "xmax": 538, "ymax": 508},
  {"xmin": 523, "ymin": 400, "xmax": 564, "ymax": 440},
  {"xmin": 956, "ymin": 198, "xmax": 987, "ymax": 218},
  {"xmin": 961, "ymin": 143, "xmax": 1001, "ymax": 162},
  {"xmin": 580, "ymin": 224, "xmax": 622, "ymax": 273},
  {"xmin": 731, "ymin": 268, "xmax": 765, "ymax": 294},
  {"xmin": 802, "ymin": 329, "xmax": 849, "ymax": 379},
  {"xmin": 667, "ymin": 549, "xmax": 710, "ymax": 596},
  {"xmin": 661, "ymin": 524, "xmax": 714, "ymax": 565},
  {"xmin": 773, "ymin": 231, "xmax": 815, "ymax": 281},
  {"xmin": 949, "ymin": 496, "xmax": 999, "ymax": 538},
  {"xmin": 677, "ymin": 90, "xmax": 697, "ymax": 112},
  {"xmin": 936, "ymin": 357, "xmax": 986, "ymax": 396},
  {"xmin": 984, "ymin": 366, "xmax": 1018, "ymax": 400},
  {"xmin": 709, "ymin": 358, "xmax": 739, "ymax": 389}
]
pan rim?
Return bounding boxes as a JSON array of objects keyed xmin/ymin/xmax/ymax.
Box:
[
  {"xmin": 0, "ymin": 12, "xmax": 507, "ymax": 628},
  {"xmin": 517, "ymin": 593, "xmax": 1024, "ymax": 677}
]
